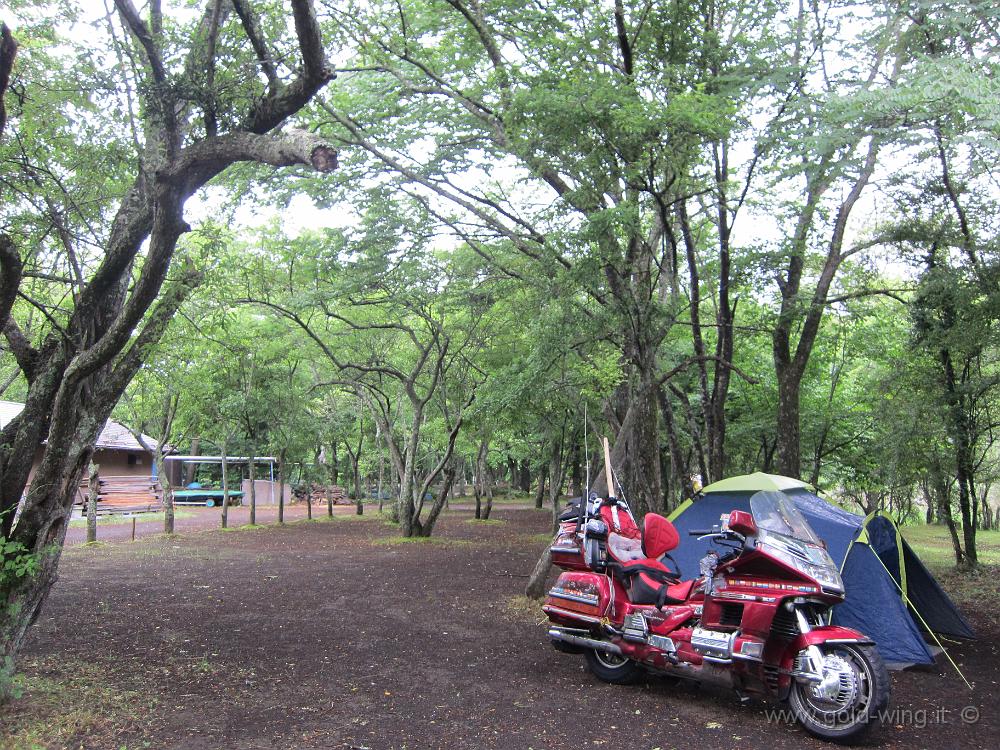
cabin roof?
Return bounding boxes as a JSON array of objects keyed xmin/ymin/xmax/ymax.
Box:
[{"xmin": 0, "ymin": 400, "xmax": 162, "ymax": 453}]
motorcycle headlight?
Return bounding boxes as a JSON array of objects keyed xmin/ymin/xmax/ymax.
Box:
[{"xmin": 759, "ymin": 532, "xmax": 844, "ymax": 594}]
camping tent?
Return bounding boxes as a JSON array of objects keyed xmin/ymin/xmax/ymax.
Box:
[{"xmin": 666, "ymin": 472, "xmax": 974, "ymax": 667}]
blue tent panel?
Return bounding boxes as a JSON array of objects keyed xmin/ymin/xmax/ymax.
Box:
[
  {"xmin": 833, "ymin": 543, "xmax": 935, "ymax": 665},
  {"xmin": 900, "ymin": 539, "xmax": 975, "ymax": 639},
  {"xmin": 863, "ymin": 515, "xmax": 974, "ymax": 640}
]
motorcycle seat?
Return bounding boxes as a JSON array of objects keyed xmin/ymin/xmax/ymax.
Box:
[
  {"xmin": 619, "ymin": 557, "xmax": 693, "ymax": 606},
  {"xmin": 617, "ymin": 515, "xmax": 688, "ymax": 607}
]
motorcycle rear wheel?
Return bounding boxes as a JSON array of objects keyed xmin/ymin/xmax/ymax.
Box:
[
  {"xmin": 788, "ymin": 643, "xmax": 889, "ymax": 744},
  {"xmin": 583, "ymin": 648, "xmax": 641, "ymax": 684}
]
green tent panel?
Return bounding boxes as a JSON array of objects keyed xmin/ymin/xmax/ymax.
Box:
[{"xmin": 700, "ymin": 471, "xmax": 813, "ymax": 494}]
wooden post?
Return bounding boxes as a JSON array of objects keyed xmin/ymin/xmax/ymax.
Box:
[
  {"xmin": 603, "ymin": 436, "xmax": 614, "ymax": 499},
  {"xmin": 131, "ymin": 517, "xmax": 136, "ymax": 542},
  {"xmin": 86, "ymin": 463, "xmax": 99, "ymax": 544}
]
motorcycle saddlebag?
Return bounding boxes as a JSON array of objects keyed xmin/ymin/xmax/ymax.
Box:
[{"xmin": 543, "ymin": 571, "xmax": 611, "ymax": 628}]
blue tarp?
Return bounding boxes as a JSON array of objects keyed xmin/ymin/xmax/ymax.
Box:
[{"xmin": 666, "ymin": 485, "xmax": 973, "ymax": 666}]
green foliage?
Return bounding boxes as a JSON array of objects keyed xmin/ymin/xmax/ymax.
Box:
[
  {"xmin": 0, "ymin": 529, "xmax": 40, "ymax": 700},
  {"xmin": 0, "ymin": 536, "xmax": 38, "ymax": 585}
]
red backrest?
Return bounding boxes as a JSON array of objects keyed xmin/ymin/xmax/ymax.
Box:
[
  {"xmin": 642, "ymin": 513, "xmax": 679, "ymax": 558},
  {"xmin": 599, "ymin": 502, "xmax": 640, "ymax": 539}
]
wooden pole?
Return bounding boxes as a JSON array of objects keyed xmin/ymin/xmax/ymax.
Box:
[
  {"xmin": 602, "ymin": 436, "xmax": 614, "ymax": 499},
  {"xmin": 86, "ymin": 463, "xmax": 99, "ymax": 544}
]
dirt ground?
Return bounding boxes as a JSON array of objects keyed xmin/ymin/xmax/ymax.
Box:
[{"xmin": 5, "ymin": 506, "xmax": 998, "ymax": 750}]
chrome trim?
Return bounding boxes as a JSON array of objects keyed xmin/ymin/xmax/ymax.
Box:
[
  {"xmin": 548, "ymin": 590, "xmax": 600, "ymax": 605},
  {"xmin": 648, "ymin": 635, "xmax": 676, "ymax": 652},
  {"xmin": 542, "ymin": 604, "xmax": 601, "ymax": 624},
  {"xmin": 548, "ymin": 628, "xmax": 623, "ymax": 656}
]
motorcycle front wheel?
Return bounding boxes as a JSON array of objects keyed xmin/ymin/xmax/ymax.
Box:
[
  {"xmin": 583, "ymin": 647, "xmax": 641, "ymax": 684},
  {"xmin": 788, "ymin": 643, "xmax": 890, "ymax": 744}
]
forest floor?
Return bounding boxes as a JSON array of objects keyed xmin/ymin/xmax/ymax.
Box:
[{"xmin": 3, "ymin": 504, "xmax": 998, "ymax": 750}]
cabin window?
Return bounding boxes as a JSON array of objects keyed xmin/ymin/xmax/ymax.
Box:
[{"xmin": 128, "ymin": 454, "xmax": 139, "ymax": 466}]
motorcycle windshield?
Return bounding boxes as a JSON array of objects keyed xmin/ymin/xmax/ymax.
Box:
[{"xmin": 749, "ymin": 490, "xmax": 822, "ymax": 546}]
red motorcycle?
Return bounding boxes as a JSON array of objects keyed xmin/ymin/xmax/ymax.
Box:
[{"xmin": 544, "ymin": 489, "xmax": 890, "ymax": 743}]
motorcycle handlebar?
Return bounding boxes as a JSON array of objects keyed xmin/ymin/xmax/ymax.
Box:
[{"xmin": 688, "ymin": 529, "xmax": 717, "ymax": 536}]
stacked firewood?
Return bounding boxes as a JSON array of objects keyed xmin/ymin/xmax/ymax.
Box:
[{"xmin": 291, "ymin": 483, "xmax": 350, "ymax": 505}]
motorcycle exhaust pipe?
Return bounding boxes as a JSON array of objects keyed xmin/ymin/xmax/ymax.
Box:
[{"xmin": 548, "ymin": 628, "xmax": 623, "ymax": 656}]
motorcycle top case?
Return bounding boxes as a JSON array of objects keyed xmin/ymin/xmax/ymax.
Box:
[{"xmin": 543, "ymin": 571, "xmax": 611, "ymax": 627}]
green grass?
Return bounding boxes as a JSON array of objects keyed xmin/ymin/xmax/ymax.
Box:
[
  {"xmin": 900, "ymin": 524, "xmax": 1000, "ymax": 568},
  {"xmin": 373, "ymin": 535, "xmax": 476, "ymax": 548},
  {"xmin": 900, "ymin": 523, "xmax": 1000, "ymax": 624},
  {"xmin": 505, "ymin": 595, "xmax": 546, "ymax": 622},
  {"xmin": 336, "ymin": 510, "xmax": 395, "ymax": 523},
  {"xmin": 233, "ymin": 523, "xmax": 267, "ymax": 532},
  {"xmin": 465, "ymin": 517, "xmax": 507, "ymax": 526},
  {"xmin": 2, "ymin": 656, "xmax": 155, "ymax": 750},
  {"xmin": 68, "ymin": 510, "xmax": 196, "ymax": 528}
]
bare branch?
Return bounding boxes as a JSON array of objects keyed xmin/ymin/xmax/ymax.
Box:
[{"xmin": 231, "ymin": 0, "xmax": 279, "ymax": 89}]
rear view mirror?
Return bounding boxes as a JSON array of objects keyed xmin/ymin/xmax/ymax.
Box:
[{"xmin": 727, "ymin": 510, "xmax": 757, "ymax": 537}]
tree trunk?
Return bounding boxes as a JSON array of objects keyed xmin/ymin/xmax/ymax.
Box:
[
  {"xmin": 569, "ymin": 438, "xmax": 582, "ymax": 498},
  {"xmin": 941, "ymin": 349, "xmax": 979, "ymax": 567},
  {"xmin": 533, "ymin": 465, "xmax": 548, "ymax": 509},
  {"xmin": 473, "ymin": 456, "xmax": 483, "ymax": 520},
  {"xmin": 524, "ymin": 545, "xmax": 554, "ymax": 600},
  {"xmin": 277, "ymin": 449, "xmax": 286, "ymax": 524},
  {"xmin": 353, "ymin": 456, "xmax": 362, "ymax": 516},
  {"xmin": 774, "ymin": 365, "xmax": 803, "ymax": 478},
  {"xmin": 160, "ymin": 459, "xmax": 174, "ymax": 535},
  {"xmin": 657, "ymin": 384, "xmax": 691, "ymax": 507},
  {"xmin": 482, "ymin": 466, "xmax": 494, "ymax": 521},
  {"xmin": 185, "ymin": 436, "xmax": 200, "ymax": 486},
  {"xmin": 921, "ymin": 479, "xmax": 935, "ymax": 525},
  {"xmin": 377, "ymin": 446, "xmax": 384, "ymax": 513},
  {"xmin": 622, "ymin": 364, "xmax": 662, "ymax": 515},
  {"xmin": 476, "ymin": 440, "xmax": 492, "ymax": 520},
  {"xmin": 518, "ymin": 459, "xmax": 531, "ymax": 493},
  {"xmin": 416, "ymin": 462, "xmax": 457, "ymax": 537},
  {"xmin": 456, "ymin": 456, "xmax": 467, "ymax": 497},
  {"xmin": 220, "ymin": 441, "xmax": 230, "ymax": 530},
  {"xmin": 547, "ymin": 442, "xmax": 566, "ymax": 531},
  {"xmin": 248, "ymin": 453, "xmax": 256, "ymax": 526},
  {"xmin": 932, "ymin": 463, "xmax": 964, "ymax": 565}
]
